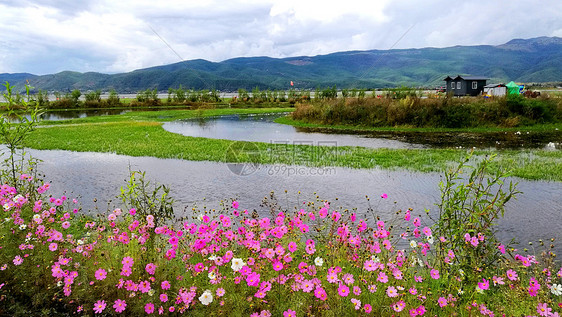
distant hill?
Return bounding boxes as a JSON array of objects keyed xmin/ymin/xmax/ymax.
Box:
[{"xmin": 2, "ymin": 36, "xmax": 561, "ymax": 93}]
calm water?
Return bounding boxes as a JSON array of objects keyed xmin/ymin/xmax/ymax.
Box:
[
  {"xmin": 163, "ymin": 114, "xmax": 562, "ymax": 150},
  {"xmin": 24, "ymin": 148, "xmax": 562, "ymax": 253}
]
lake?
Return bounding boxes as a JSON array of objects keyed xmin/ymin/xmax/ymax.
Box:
[{"xmin": 25, "ymin": 147, "xmax": 562, "ymax": 254}]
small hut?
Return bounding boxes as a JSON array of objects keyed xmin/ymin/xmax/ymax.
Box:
[
  {"xmin": 483, "ymin": 84, "xmax": 507, "ymax": 96},
  {"xmin": 444, "ymin": 75, "xmax": 488, "ymax": 96}
]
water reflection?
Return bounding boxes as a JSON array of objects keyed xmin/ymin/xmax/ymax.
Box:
[
  {"xmin": 163, "ymin": 114, "xmax": 562, "ymax": 150},
  {"xmin": 163, "ymin": 114, "xmax": 424, "ymax": 149},
  {"xmin": 24, "ymin": 148, "xmax": 562, "ymax": 254}
]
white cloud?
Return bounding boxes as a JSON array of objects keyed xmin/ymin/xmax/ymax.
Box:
[{"xmin": 0, "ymin": 0, "xmax": 560, "ymax": 74}]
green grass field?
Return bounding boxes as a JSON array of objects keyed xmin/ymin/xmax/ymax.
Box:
[{"xmin": 21, "ymin": 108, "xmax": 562, "ymax": 181}]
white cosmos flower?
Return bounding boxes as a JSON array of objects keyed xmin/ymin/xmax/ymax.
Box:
[
  {"xmin": 231, "ymin": 258, "xmax": 245, "ymax": 272},
  {"xmin": 208, "ymin": 271, "xmax": 216, "ymax": 280},
  {"xmin": 427, "ymin": 235, "xmax": 434, "ymax": 244},
  {"xmin": 199, "ymin": 290, "xmax": 213, "ymax": 305},
  {"xmin": 314, "ymin": 257, "xmax": 324, "ymax": 266},
  {"xmin": 551, "ymin": 283, "xmax": 562, "ymax": 296},
  {"xmin": 19, "ymin": 224, "xmax": 27, "ymax": 230},
  {"xmin": 410, "ymin": 240, "xmax": 417, "ymax": 248}
]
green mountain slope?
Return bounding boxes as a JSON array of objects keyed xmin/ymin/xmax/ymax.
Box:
[{"xmin": 2, "ymin": 36, "xmax": 561, "ymax": 92}]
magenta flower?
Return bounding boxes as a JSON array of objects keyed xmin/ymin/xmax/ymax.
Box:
[
  {"xmin": 478, "ymin": 278, "xmax": 489, "ymax": 290},
  {"xmin": 272, "ymin": 260, "xmax": 283, "ymax": 271},
  {"xmin": 430, "ymin": 269, "xmax": 440, "ymax": 279},
  {"xmin": 438, "ymin": 296, "xmax": 447, "ymax": 307},
  {"xmin": 113, "ymin": 299, "xmax": 126, "ymax": 313},
  {"xmin": 121, "ymin": 256, "xmax": 134, "ymax": 267},
  {"xmin": 160, "ymin": 293, "xmax": 168, "ymax": 302},
  {"xmin": 161, "ymin": 280, "xmax": 171, "ymax": 290},
  {"xmin": 93, "ymin": 300, "xmax": 106, "ymax": 314},
  {"xmin": 498, "ymin": 244, "xmax": 506, "ymax": 254},
  {"xmin": 138, "ymin": 281, "xmax": 151, "ymax": 293},
  {"xmin": 364, "ymin": 304, "xmax": 372, "ymax": 314},
  {"xmin": 506, "ymin": 269, "xmax": 518, "ymax": 281},
  {"xmin": 145, "ymin": 302, "xmax": 154, "ymax": 314},
  {"xmin": 49, "ymin": 243, "xmax": 58, "ymax": 251},
  {"xmin": 381, "ymin": 193, "xmax": 388, "ymax": 199},
  {"xmin": 145, "ymin": 263, "xmax": 156, "ymax": 275},
  {"xmin": 94, "ymin": 268, "xmax": 107, "ymax": 281},
  {"xmin": 288, "ymin": 241, "xmax": 297, "ymax": 253},
  {"xmin": 314, "ymin": 287, "xmax": 327, "ymax": 301},
  {"xmin": 338, "ymin": 284, "xmax": 350, "ymax": 297},
  {"xmin": 283, "ymin": 309, "xmax": 296, "ymax": 317}
]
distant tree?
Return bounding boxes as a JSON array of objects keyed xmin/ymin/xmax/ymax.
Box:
[{"xmin": 107, "ymin": 89, "xmax": 120, "ymax": 106}]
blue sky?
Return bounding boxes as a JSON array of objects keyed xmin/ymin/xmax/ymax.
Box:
[{"xmin": 1, "ymin": 0, "xmax": 561, "ymax": 75}]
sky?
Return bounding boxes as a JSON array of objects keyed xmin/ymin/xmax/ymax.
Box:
[{"xmin": 1, "ymin": 0, "xmax": 561, "ymax": 75}]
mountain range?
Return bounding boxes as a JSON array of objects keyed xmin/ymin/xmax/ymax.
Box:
[{"xmin": 1, "ymin": 36, "xmax": 561, "ymax": 93}]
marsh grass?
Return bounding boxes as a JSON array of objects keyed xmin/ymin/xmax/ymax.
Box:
[{"xmin": 24, "ymin": 120, "xmax": 562, "ymax": 181}]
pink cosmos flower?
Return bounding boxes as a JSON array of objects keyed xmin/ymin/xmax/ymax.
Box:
[
  {"xmin": 160, "ymin": 280, "xmax": 170, "ymax": 290},
  {"xmin": 216, "ymin": 288, "xmax": 225, "ymax": 297},
  {"xmin": 438, "ymin": 297, "xmax": 447, "ymax": 307},
  {"xmin": 386, "ymin": 286, "xmax": 398, "ymax": 298},
  {"xmin": 377, "ymin": 272, "xmax": 389, "ymax": 283},
  {"xmin": 113, "ymin": 299, "xmax": 126, "ymax": 313},
  {"xmin": 122, "ymin": 256, "xmax": 134, "ymax": 267},
  {"xmin": 498, "ymin": 244, "xmax": 506, "ymax": 254},
  {"xmin": 288, "ymin": 241, "xmax": 297, "ymax": 253},
  {"xmin": 314, "ymin": 288, "xmax": 327, "ymax": 301},
  {"xmin": 138, "ymin": 281, "xmax": 151, "ymax": 293},
  {"xmin": 338, "ymin": 284, "xmax": 350, "ymax": 297},
  {"xmin": 145, "ymin": 303, "xmax": 154, "ymax": 314},
  {"xmin": 381, "ymin": 193, "xmax": 388, "ymax": 199},
  {"xmin": 537, "ymin": 302, "xmax": 552, "ymax": 316},
  {"xmin": 160, "ymin": 293, "xmax": 168, "ymax": 302},
  {"xmin": 93, "ymin": 300, "xmax": 106, "ymax": 314},
  {"xmin": 49, "ymin": 243, "xmax": 58, "ymax": 251},
  {"xmin": 492, "ymin": 276, "xmax": 505, "ymax": 286},
  {"xmin": 430, "ymin": 269, "xmax": 439, "ymax": 280},
  {"xmin": 478, "ymin": 278, "xmax": 489, "ymax": 290},
  {"xmin": 506, "ymin": 269, "xmax": 518, "ymax": 281},
  {"xmin": 272, "ymin": 260, "xmax": 283, "ymax": 271},
  {"xmin": 146, "ymin": 263, "xmax": 156, "ymax": 275},
  {"xmin": 393, "ymin": 300, "xmax": 405, "ymax": 312},
  {"xmin": 364, "ymin": 304, "xmax": 372, "ymax": 314},
  {"xmin": 95, "ymin": 268, "xmax": 107, "ymax": 281},
  {"xmin": 283, "ymin": 309, "xmax": 296, "ymax": 317},
  {"xmin": 120, "ymin": 267, "xmax": 131, "ymax": 277}
]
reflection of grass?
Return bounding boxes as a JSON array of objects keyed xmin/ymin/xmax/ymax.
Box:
[
  {"xmin": 37, "ymin": 107, "xmax": 294, "ymax": 125},
  {"xmin": 25, "ymin": 117, "xmax": 562, "ymax": 181}
]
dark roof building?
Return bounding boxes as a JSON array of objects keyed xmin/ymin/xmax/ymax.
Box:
[{"xmin": 444, "ymin": 75, "xmax": 488, "ymax": 96}]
